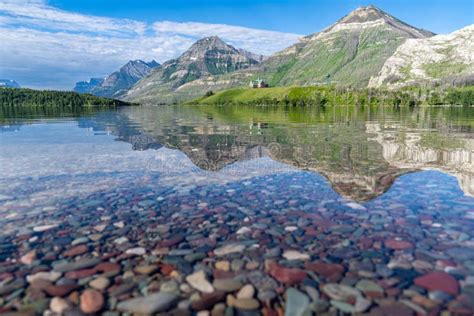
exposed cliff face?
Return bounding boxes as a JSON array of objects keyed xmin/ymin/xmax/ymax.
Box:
[
  {"xmin": 74, "ymin": 60, "xmax": 160, "ymax": 98},
  {"xmin": 124, "ymin": 36, "xmax": 264, "ymax": 103},
  {"xmin": 369, "ymin": 25, "xmax": 474, "ymax": 88}
]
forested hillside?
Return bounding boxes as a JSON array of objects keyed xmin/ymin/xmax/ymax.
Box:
[{"xmin": 0, "ymin": 88, "xmax": 133, "ymax": 107}]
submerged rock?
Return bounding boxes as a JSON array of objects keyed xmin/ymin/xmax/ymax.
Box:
[
  {"xmin": 385, "ymin": 239, "xmax": 413, "ymax": 250},
  {"xmin": 233, "ymin": 298, "xmax": 260, "ymax": 310},
  {"xmin": 285, "ymin": 288, "xmax": 309, "ymax": 316},
  {"xmin": 214, "ymin": 243, "xmax": 246, "ymax": 256},
  {"xmin": 414, "ymin": 271, "xmax": 459, "ymax": 296},
  {"xmin": 267, "ymin": 262, "xmax": 307, "ymax": 285},
  {"xmin": 186, "ymin": 270, "xmax": 215, "ymax": 293},
  {"xmin": 50, "ymin": 297, "xmax": 71, "ymax": 314},
  {"xmin": 80, "ymin": 289, "xmax": 104, "ymax": 314},
  {"xmin": 117, "ymin": 292, "xmax": 179, "ymax": 314},
  {"xmin": 33, "ymin": 224, "xmax": 58, "ymax": 232},
  {"xmin": 282, "ymin": 250, "xmax": 310, "ymax": 261}
]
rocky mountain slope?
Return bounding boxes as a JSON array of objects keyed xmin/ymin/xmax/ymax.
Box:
[
  {"xmin": 74, "ymin": 60, "xmax": 160, "ymax": 98},
  {"xmin": 0, "ymin": 79, "xmax": 20, "ymax": 88},
  {"xmin": 369, "ymin": 25, "xmax": 474, "ymax": 88},
  {"xmin": 73, "ymin": 78, "xmax": 104, "ymax": 94},
  {"xmin": 124, "ymin": 36, "xmax": 265, "ymax": 103},
  {"xmin": 261, "ymin": 5, "xmax": 434, "ymax": 88},
  {"xmin": 151, "ymin": 5, "xmax": 436, "ymax": 102}
]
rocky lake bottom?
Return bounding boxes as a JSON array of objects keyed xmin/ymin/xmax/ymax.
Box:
[{"xmin": 0, "ymin": 105, "xmax": 473, "ymax": 315}]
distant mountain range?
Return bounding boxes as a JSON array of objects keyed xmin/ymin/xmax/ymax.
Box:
[
  {"xmin": 0, "ymin": 79, "xmax": 20, "ymax": 88},
  {"xmin": 73, "ymin": 78, "xmax": 104, "ymax": 94},
  {"xmin": 74, "ymin": 60, "xmax": 160, "ymax": 98},
  {"xmin": 73, "ymin": 5, "xmax": 473, "ymax": 104}
]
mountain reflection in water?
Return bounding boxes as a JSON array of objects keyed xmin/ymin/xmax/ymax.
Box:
[
  {"xmin": 1, "ymin": 105, "xmax": 472, "ymax": 202},
  {"xmin": 118, "ymin": 105, "xmax": 473, "ymax": 200},
  {"xmin": 1, "ymin": 104, "xmax": 473, "ymax": 316}
]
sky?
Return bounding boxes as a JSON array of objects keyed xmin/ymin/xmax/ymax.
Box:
[{"xmin": 1, "ymin": 0, "xmax": 473, "ymax": 90}]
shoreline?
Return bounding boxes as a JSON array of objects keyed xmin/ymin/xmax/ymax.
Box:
[{"xmin": 187, "ymin": 86, "xmax": 474, "ymax": 107}]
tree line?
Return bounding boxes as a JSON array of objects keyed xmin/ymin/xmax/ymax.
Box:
[
  {"xmin": 200, "ymin": 86, "xmax": 474, "ymax": 107},
  {"xmin": 0, "ymin": 88, "xmax": 134, "ymax": 107}
]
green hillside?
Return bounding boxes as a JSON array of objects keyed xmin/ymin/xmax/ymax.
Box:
[
  {"xmin": 122, "ymin": 6, "xmax": 471, "ymax": 105},
  {"xmin": 189, "ymin": 86, "xmax": 474, "ymax": 107},
  {"xmin": 157, "ymin": 6, "xmax": 437, "ymax": 104}
]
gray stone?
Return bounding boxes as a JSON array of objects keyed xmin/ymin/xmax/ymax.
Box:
[
  {"xmin": 214, "ymin": 243, "xmax": 246, "ymax": 256},
  {"xmin": 285, "ymin": 288, "xmax": 309, "ymax": 316},
  {"xmin": 213, "ymin": 278, "xmax": 243, "ymax": 292},
  {"xmin": 53, "ymin": 258, "xmax": 101, "ymax": 272},
  {"xmin": 186, "ymin": 270, "xmax": 214, "ymax": 293},
  {"xmin": 160, "ymin": 280, "xmax": 179, "ymax": 294},
  {"xmin": 447, "ymin": 247, "xmax": 474, "ymax": 260},
  {"xmin": 258, "ymin": 290, "xmax": 277, "ymax": 302},
  {"xmin": 116, "ymin": 292, "xmax": 178, "ymax": 314}
]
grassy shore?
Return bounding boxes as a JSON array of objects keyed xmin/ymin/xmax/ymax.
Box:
[{"xmin": 188, "ymin": 86, "xmax": 474, "ymax": 107}]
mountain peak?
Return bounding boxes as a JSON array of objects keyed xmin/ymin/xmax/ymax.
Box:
[
  {"xmin": 0, "ymin": 79, "xmax": 20, "ymax": 88},
  {"xmin": 199, "ymin": 35, "xmax": 224, "ymax": 43},
  {"xmin": 74, "ymin": 59, "xmax": 160, "ymax": 97},
  {"xmin": 304, "ymin": 5, "xmax": 434, "ymax": 40},
  {"xmin": 125, "ymin": 36, "xmax": 264, "ymax": 101},
  {"xmin": 342, "ymin": 5, "xmax": 387, "ymax": 23},
  {"xmin": 178, "ymin": 36, "xmax": 265, "ymax": 65},
  {"xmin": 187, "ymin": 36, "xmax": 231, "ymax": 53},
  {"xmin": 120, "ymin": 59, "xmax": 160, "ymax": 72}
]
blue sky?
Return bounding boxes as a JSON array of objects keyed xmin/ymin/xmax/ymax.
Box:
[
  {"xmin": 1, "ymin": 0, "xmax": 472, "ymax": 90},
  {"xmin": 51, "ymin": 0, "xmax": 474, "ymax": 35}
]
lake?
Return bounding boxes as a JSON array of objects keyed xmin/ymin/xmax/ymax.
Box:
[{"xmin": 1, "ymin": 105, "xmax": 473, "ymax": 315}]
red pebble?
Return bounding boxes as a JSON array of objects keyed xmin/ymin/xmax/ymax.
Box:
[
  {"xmin": 65, "ymin": 268, "xmax": 97, "ymax": 279},
  {"xmin": 80, "ymin": 289, "xmax": 104, "ymax": 313},
  {"xmin": 267, "ymin": 262, "xmax": 306, "ymax": 285},
  {"xmin": 385, "ymin": 239, "xmax": 413, "ymax": 250},
  {"xmin": 95, "ymin": 262, "xmax": 121, "ymax": 273},
  {"xmin": 305, "ymin": 262, "xmax": 344, "ymax": 281},
  {"xmin": 44, "ymin": 284, "xmax": 80, "ymax": 297},
  {"xmin": 159, "ymin": 263, "xmax": 175, "ymax": 276},
  {"xmin": 159, "ymin": 235, "xmax": 184, "ymax": 247},
  {"xmin": 414, "ymin": 271, "xmax": 459, "ymax": 296},
  {"xmin": 64, "ymin": 245, "xmax": 88, "ymax": 257}
]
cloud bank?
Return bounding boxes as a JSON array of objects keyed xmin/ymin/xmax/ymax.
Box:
[{"xmin": 0, "ymin": 0, "xmax": 301, "ymax": 90}]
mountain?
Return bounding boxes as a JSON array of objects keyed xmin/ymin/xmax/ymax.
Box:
[
  {"xmin": 94, "ymin": 60, "xmax": 160, "ymax": 98},
  {"xmin": 157, "ymin": 5, "xmax": 437, "ymax": 102},
  {"xmin": 237, "ymin": 48, "xmax": 267, "ymax": 63},
  {"xmin": 73, "ymin": 78, "xmax": 104, "ymax": 94},
  {"xmin": 124, "ymin": 36, "xmax": 265, "ymax": 103},
  {"xmin": 266, "ymin": 5, "xmax": 434, "ymax": 87},
  {"xmin": 0, "ymin": 79, "xmax": 20, "ymax": 88},
  {"xmin": 369, "ymin": 25, "xmax": 474, "ymax": 88},
  {"xmin": 74, "ymin": 60, "xmax": 160, "ymax": 98}
]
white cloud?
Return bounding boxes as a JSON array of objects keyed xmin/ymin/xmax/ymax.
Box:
[
  {"xmin": 0, "ymin": 0, "xmax": 146, "ymax": 36},
  {"xmin": 153, "ymin": 21, "xmax": 301, "ymax": 56},
  {"xmin": 0, "ymin": 0, "xmax": 301, "ymax": 90}
]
